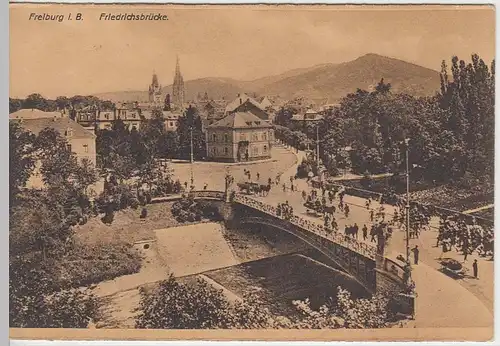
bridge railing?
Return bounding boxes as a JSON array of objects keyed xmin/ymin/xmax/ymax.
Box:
[
  {"xmin": 233, "ymin": 193, "xmax": 378, "ymax": 260},
  {"xmin": 189, "ymin": 190, "xmax": 226, "ymax": 200}
]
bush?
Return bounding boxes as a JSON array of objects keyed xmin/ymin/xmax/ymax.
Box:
[
  {"xmin": 145, "ymin": 192, "xmax": 152, "ymax": 204},
  {"xmin": 137, "ymin": 190, "xmax": 146, "ymax": 206},
  {"xmin": 130, "ymin": 197, "xmax": 140, "ymax": 210},
  {"xmin": 60, "ymin": 243, "xmax": 142, "ymax": 287},
  {"xmin": 140, "ymin": 208, "xmax": 148, "ymax": 219},
  {"xmin": 101, "ymin": 210, "xmax": 114, "ymax": 224}
]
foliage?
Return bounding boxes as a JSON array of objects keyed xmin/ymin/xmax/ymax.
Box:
[
  {"xmin": 59, "ymin": 242, "xmax": 142, "ymax": 287},
  {"xmin": 135, "ymin": 276, "xmax": 395, "ymax": 329},
  {"xmin": 9, "ymin": 122, "xmax": 36, "ymax": 203},
  {"xmin": 9, "ymin": 94, "xmax": 114, "ymax": 114},
  {"xmin": 176, "ymin": 105, "xmax": 206, "ymax": 160}
]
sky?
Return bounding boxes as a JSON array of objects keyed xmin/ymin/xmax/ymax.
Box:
[{"xmin": 10, "ymin": 4, "xmax": 495, "ymax": 98}]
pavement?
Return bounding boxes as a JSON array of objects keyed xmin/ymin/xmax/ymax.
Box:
[{"xmin": 255, "ymin": 147, "xmax": 493, "ymax": 329}]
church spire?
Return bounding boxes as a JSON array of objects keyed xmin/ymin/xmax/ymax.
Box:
[{"xmin": 172, "ymin": 55, "xmax": 185, "ymax": 109}]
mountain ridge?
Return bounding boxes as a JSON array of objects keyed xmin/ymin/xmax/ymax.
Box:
[{"xmin": 94, "ymin": 53, "xmax": 441, "ymax": 103}]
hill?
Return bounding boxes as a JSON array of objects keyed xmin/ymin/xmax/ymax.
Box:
[{"xmin": 94, "ymin": 54, "xmax": 441, "ymax": 103}]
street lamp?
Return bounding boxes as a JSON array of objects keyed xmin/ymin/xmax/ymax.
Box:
[
  {"xmin": 190, "ymin": 126, "xmax": 194, "ymax": 189},
  {"xmin": 404, "ymin": 138, "xmax": 411, "ymax": 266}
]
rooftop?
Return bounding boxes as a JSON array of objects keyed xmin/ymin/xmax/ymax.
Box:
[
  {"xmin": 225, "ymin": 93, "xmax": 265, "ymax": 113},
  {"xmin": 9, "ymin": 108, "xmax": 65, "ymax": 120},
  {"xmin": 208, "ymin": 111, "xmax": 271, "ymax": 129},
  {"xmin": 11, "ymin": 116, "xmax": 96, "ymax": 139}
]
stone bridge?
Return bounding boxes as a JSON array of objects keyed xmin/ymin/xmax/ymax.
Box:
[{"xmin": 155, "ymin": 190, "xmax": 414, "ymax": 313}]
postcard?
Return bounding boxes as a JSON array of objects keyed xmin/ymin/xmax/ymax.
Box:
[{"xmin": 9, "ymin": 3, "xmax": 495, "ymax": 341}]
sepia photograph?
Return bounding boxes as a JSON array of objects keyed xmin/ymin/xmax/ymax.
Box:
[{"xmin": 8, "ymin": 3, "xmax": 495, "ymax": 342}]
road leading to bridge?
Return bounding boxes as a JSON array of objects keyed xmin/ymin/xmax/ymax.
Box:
[{"xmin": 252, "ymin": 147, "xmax": 493, "ymax": 329}]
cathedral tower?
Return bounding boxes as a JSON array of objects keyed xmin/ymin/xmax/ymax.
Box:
[
  {"xmin": 148, "ymin": 72, "xmax": 162, "ymax": 105},
  {"xmin": 172, "ymin": 56, "xmax": 185, "ymax": 109}
]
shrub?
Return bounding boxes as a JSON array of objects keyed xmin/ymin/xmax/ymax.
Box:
[
  {"xmin": 145, "ymin": 192, "xmax": 152, "ymax": 204},
  {"xmin": 101, "ymin": 210, "xmax": 114, "ymax": 224},
  {"xmin": 130, "ymin": 197, "xmax": 140, "ymax": 210},
  {"xmin": 137, "ymin": 191, "xmax": 146, "ymax": 206}
]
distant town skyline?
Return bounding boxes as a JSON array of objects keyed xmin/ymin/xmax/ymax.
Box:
[{"xmin": 10, "ymin": 4, "xmax": 495, "ymax": 98}]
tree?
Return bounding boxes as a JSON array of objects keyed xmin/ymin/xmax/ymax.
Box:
[
  {"xmin": 9, "ymin": 98, "xmax": 23, "ymax": 113},
  {"xmin": 176, "ymin": 106, "xmax": 206, "ymax": 160},
  {"xmin": 136, "ymin": 275, "xmax": 234, "ymax": 329},
  {"xmin": 9, "ymin": 122, "xmax": 36, "ymax": 203},
  {"xmin": 10, "ymin": 191, "xmax": 68, "ymax": 260},
  {"xmin": 23, "ymin": 93, "xmax": 49, "ymax": 111},
  {"xmin": 74, "ymin": 158, "xmax": 98, "ymax": 194},
  {"xmin": 35, "ymin": 128, "xmax": 79, "ymax": 187}
]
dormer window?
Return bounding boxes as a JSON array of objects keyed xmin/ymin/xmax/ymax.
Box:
[
  {"xmin": 255, "ymin": 121, "xmax": 261, "ymax": 125},
  {"xmin": 246, "ymin": 122, "xmax": 252, "ymax": 126}
]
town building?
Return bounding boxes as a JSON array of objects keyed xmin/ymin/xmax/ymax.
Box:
[
  {"xmin": 225, "ymin": 93, "xmax": 269, "ymax": 121},
  {"xmin": 291, "ymin": 108, "xmax": 324, "ymax": 124},
  {"xmin": 10, "ymin": 110, "xmax": 98, "ymax": 190},
  {"xmin": 205, "ymin": 111, "xmax": 274, "ymax": 162}
]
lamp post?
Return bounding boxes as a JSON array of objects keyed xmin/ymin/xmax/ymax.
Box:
[
  {"xmin": 190, "ymin": 127, "xmax": 194, "ymax": 189},
  {"xmin": 404, "ymin": 138, "xmax": 411, "ymax": 265},
  {"xmin": 316, "ymin": 125, "xmax": 320, "ymax": 180}
]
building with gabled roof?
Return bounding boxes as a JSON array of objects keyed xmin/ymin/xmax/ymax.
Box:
[
  {"xmin": 10, "ymin": 113, "xmax": 98, "ymax": 191},
  {"xmin": 205, "ymin": 111, "xmax": 274, "ymax": 162},
  {"xmin": 225, "ymin": 93, "xmax": 269, "ymax": 121}
]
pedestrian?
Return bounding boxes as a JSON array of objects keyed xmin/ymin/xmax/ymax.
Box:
[
  {"xmin": 302, "ymin": 190, "xmax": 307, "ymax": 200},
  {"xmin": 362, "ymin": 224, "xmax": 368, "ymax": 241},
  {"xmin": 257, "ymin": 172, "xmax": 260, "ymax": 181},
  {"xmin": 353, "ymin": 223, "xmax": 359, "ymax": 239},
  {"xmin": 411, "ymin": 245, "xmax": 419, "ymax": 265},
  {"xmin": 203, "ymin": 183, "xmax": 208, "ymax": 190},
  {"xmin": 439, "ymin": 239, "xmax": 448, "ymax": 259},
  {"xmin": 344, "ymin": 204, "xmax": 350, "ymax": 218},
  {"xmin": 291, "ymin": 184, "xmax": 294, "ymax": 192},
  {"xmin": 283, "ymin": 183, "xmax": 286, "ymax": 192},
  {"xmin": 268, "ymin": 177, "xmax": 272, "ymax": 186},
  {"xmin": 184, "ymin": 181, "xmax": 188, "ymax": 189},
  {"xmin": 473, "ymin": 259, "xmax": 478, "ymax": 279},
  {"xmin": 370, "ymin": 209, "xmax": 374, "ymax": 222},
  {"xmin": 370, "ymin": 225, "xmax": 377, "ymax": 243},
  {"xmin": 365, "ymin": 199, "xmax": 370, "ymax": 210},
  {"xmin": 290, "ymin": 176, "xmax": 294, "ymax": 184}
]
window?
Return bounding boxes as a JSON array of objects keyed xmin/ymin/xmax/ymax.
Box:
[
  {"xmin": 169, "ymin": 122, "xmax": 174, "ymax": 127},
  {"xmin": 105, "ymin": 113, "xmax": 109, "ymax": 120},
  {"xmin": 212, "ymin": 147, "xmax": 216, "ymax": 156},
  {"xmin": 263, "ymin": 145, "xmax": 268, "ymax": 153},
  {"xmin": 212, "ymin": 134, "xmax": 217, "ymax": 142},
  {"xmin": 65, "ymin": 128, "xmax": 73, "ymax": 138},
  {"xmin": 224, "ymin": 134, "xmax": 229, "ymax": 143},
  {"xmin": 224, "ymin": 147, "xmax": 229, "ymax": 155},
  {"xmin": 66, "ymin": 144, "xmax": 72, "ymax": 152},
  {"xmin": 83, "ymin": 144, "xmax": 89, "ymax": 153},
  {"xmin": 252, "ymin": 146, "xmax": 258, "ymax": 156},
  {"xmin": 240, "ymin": 133, "xmax": 246, "ymax": 141},
  {"xmin": 263, "ymin": 132, "xmax": 267, "ymax": 140}
]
